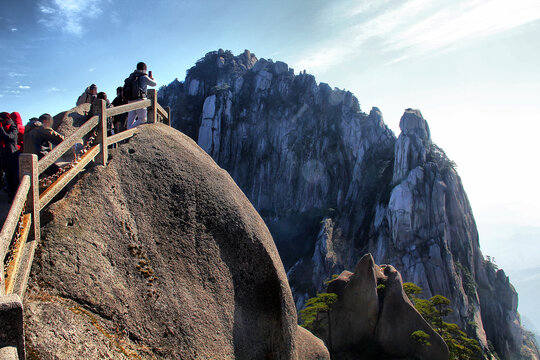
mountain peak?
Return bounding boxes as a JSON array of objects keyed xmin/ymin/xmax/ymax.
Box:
[{"xmin": 399, "ymin": 108, "xmax": 431, "ymax": 140}]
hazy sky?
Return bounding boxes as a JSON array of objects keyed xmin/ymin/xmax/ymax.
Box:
[{"xmin": 1, "ymin": 0, "xmax": 539, "ymax": 330}]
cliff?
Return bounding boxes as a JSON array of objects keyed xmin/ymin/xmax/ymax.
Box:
[
  {"xmin": 24, "ymin": 122, "xmax": 329, "ymax": 359},
  {"xmin": 158, "ymin": 49, "xmax": 539, "ymax": 359}
]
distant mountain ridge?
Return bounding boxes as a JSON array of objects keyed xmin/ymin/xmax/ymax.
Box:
[{"xmin": 158, "ymin": 49, "xmax": 540, "ymax": 359}]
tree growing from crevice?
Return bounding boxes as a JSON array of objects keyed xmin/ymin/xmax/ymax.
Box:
[
  {"xmin": 403, "ymin": 282, "xmax": 483, "ymax": 360},
  {"xmin": 300, "ymin": 293, "xmax": 338, "ymax": 354}
]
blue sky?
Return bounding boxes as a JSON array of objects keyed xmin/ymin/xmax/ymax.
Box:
[{"xmin": 1, "ymin": 0, "xmax": 540, "ymax": 330}]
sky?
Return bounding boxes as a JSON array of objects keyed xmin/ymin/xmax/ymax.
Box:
[{"xmin": 1, "ymin": 0, "xmax": 540, "ymax": 332}]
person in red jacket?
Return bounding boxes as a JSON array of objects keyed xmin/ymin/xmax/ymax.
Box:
[
  {"xmin": 0, "ymin": 112, "xmax": 19, "ymax": 200},
  {"xmin": 10, "ymin": 112, "xmax": 24, "ymax": 152}
]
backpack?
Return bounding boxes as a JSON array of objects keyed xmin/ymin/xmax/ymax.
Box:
[{"xmin": 123, "ymin": 72, "xmax": 143, "ymax": 101}]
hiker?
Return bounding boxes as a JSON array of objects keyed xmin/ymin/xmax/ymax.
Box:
[
  {"xmin": 23, "ymin": 117, "xmax": 41, "ymax": 147},
  {"xmin": 76, "ymin": 84, "xmax": 98, "ymax": 106},
  {"xmin": 24, "ymin": 113, "xmax": 64, "ymax": 160},
  {"xmin": 97, "ymin": 93, "xmax": 112, "ymax": 132},
  {"xmin": 97, "ymin": 92, "xmax": 111, "ymax": 107},
  {"xmin": 10, "ymin": 112, "xmax": 25, "ymax": 152},
  {"xmin": 87, "ymin": 92, "xmax": 116, "ymax": 138},
  {"xmin": 0, "ymin": 112, "xmax": 20, "ymax": 200},
  {"xmin": 111, "ymin": 86, "xmax": 128, "ymax": 133},
  {"xmin": 88, "ymin": 91, "xmax": 111, "ymax": 117},
  {"xmin": 125, "ymin": 62, "xmax": 156, "ymax": 129}
]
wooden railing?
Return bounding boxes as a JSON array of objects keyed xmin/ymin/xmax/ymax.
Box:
[{"xmin": 0, "ymin": 89, "xmax": 170, "ymax": 359}]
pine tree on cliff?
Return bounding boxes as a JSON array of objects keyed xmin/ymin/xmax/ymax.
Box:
[
  {"xmin": 403, "ymin": 282, "xmax": 483, "ymax": 360},
  {"xmin": 300, "ymin": 293, "xmax": 338, "ymax": 354}
]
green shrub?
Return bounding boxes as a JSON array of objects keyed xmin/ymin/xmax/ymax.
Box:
[{"xmin": 411, "ymin": 330, "xmax": 431, "ymax": 346}]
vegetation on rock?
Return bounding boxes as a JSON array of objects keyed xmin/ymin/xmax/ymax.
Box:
[
  {"xmin": 403, "ymin": 282, "xmax": 483, "ymax": 360},
  {"xmin": 300, "ymin": 293, "xmax": 338, "ymax": 354},
  {"xmin": 411, "ymin": 330, "xmax": 432, "ymax": 347}
]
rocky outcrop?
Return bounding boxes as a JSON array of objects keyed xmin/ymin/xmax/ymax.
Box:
[
  {"xmin": 322, "ymin": 254, "xmax": 448, "ymax": 360},
  {"xmin": 296, "ymin": 326, "xmax": 331, "ymax": 360},
  {"xmin": 24, "ymin": 123, "xmax": 328, "ymax": 359},
  {"xmin": 158, "ymin": 50, "xmax": 537, "ymax": 359},
  {"xmin": 477, "ymin": 266, "xmax": 530, "ymax": 358}
]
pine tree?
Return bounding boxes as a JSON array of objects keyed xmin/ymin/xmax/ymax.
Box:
[
  {"xmin": 403, "ymin": 282, "xmax": 483, "ymax": 360},
  {"xmin": 300, "ymin": 293, "xmax": 338, "ymax": 354}
]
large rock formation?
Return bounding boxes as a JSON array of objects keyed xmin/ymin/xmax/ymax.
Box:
[
  {"xmin": 323, "ymin": 254, "xmax": 448, "ymax": 360},
  {"xmin": 24, "ymin": 123, "xmax": 329, "ymax": 359},
  {"xmin": 158, "ymin": 49, "xmax": 539, "ymax": 359}
]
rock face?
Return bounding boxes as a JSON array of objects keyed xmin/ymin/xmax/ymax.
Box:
[
  {"xmin": 323, "ymin": 254, "xmax": 448, "ymax": 360},
  {"xmin": 158, "ymin": 50, "xmax": 538, "ymax": 359},
  {"xmin": 24, "ymin": 123, "xmax": 328, "ymax": 359}
]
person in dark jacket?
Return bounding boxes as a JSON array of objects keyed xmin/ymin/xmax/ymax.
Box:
[
  {"xmin": 23, "ymin": 117, "xmax": 40, "ymax": 146},
  {"xmin": 23, "ymin": 113, "xmax": 64, "ymax": 159},
  {"xmin": 0, "ymin": 112, "xmax": 20, "ymax": 200},
  {"xmin": 88, "ymin": 91, "xmax": 111, "ymax": 118},
  {"xmin": 88, "ymin": 92, "xmax": 114, "ymax": 135},
  {"xmin": 111, "ymin": 86, "xmax": 127, "ymax": 133}
]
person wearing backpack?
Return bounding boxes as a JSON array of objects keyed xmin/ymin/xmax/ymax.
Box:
[{"xmin": 124, "ymin": 62, "xmax": 156, "ymax": 129}]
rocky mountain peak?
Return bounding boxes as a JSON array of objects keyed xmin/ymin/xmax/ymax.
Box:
[
  {"xmin": 393, "ymin": 109, "xmax": 432, "ymax": 184},
  {"xmin": 158, "ymin": 49, "xmax": 540, "ymax": 359},
  {"xmin": 400, "ymin": 108, "xmax": 431, "ymax": 139}
]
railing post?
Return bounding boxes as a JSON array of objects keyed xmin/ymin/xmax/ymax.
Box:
[
  {"xmin": 20, "ymin": 154, "xmax": 39, "ymax": 245},
  {"xmin": 97, "ymin": 99, "xmax": 108, "ymax": 166},
  {"xmin": 0, "ymin": 294, "xmax": 25, "ymax": 360},
  {"xmin": 165, "ymin": 106, "xmax": 171, "ymax": 126},
  {"xmin": 148, "ymin": 89, "xmax": 158, "ymax": 124}
]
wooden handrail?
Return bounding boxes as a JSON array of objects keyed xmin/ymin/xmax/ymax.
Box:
[
  {"xmin": 2, "ymin": 97, "xmax": 170, "ymax": 274},
  {"xmin": 0, "ymin": 176, "xmax": 31, "ymax": 261},
  {"xmin": 4, "ymin": 213, "xmax": 32, "ymax": 295},
  {"xmin": 108, "ymin": 127, "xmax": 139, "ymax": 145},
  {"xmin": 157, "ymin": 103, "xmax": 168, "ymax": 119},
  {"xmin": 38, "ymin": 115, "xmax": 99, "ymax": 175},
  {"xmin": 0, "ymin": 93, "xmax": 172, "ymax": 358},
  {"xmin": 106, "ymin": 99, "xmax": 152, "ymax": 117},
  {"xmin": 39, "ymin": 145, "xmax": 101, "ymax": 211}
]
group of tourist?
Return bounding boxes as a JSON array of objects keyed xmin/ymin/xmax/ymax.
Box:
[
  {"xmin": 76, "ymin": 62, "xmax": 156, "ymax": 133},
  {"xmin": 0, "ymin": 62, "xmax": 156, "ymax": 203},
  {"xmin": 0, "ymin": 112, "xmax": 63, "ymax": 200}
]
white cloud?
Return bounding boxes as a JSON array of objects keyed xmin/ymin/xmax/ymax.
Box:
[
  {"xmin": 39, "ymin": 5, "xmax": 55, "ymax": 14},
  {"xmin": 383, "ymin": 0, "xmax": 540, "ymax": 60},
  {"xmin": 38, "ymin": 0, "xmax": 106, "ymax": 36},
  {"xmin": 8, "ymin": 72, "xmax": 25, "ymax": 78},
  {"xmin": 88, "ymin": 68, "xmax": 94, "ymax": 72},
  {"xmin": 11, "ymin": 28, "xmax": 18, "ymax": 32},
  {"xmin": 293, "ymin": 0, "xmax": 540, "ymax": 72},
  {"xmin": 18, "ymin": 85, "xmax": 31, "ymax": 89},
  {"xmin": 46, "ymin": 87, "xmax": 62, "ymax": 92},
  {"xmin": 110, "ymin": 11, "xmax": 121, "ymax": 25}
]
